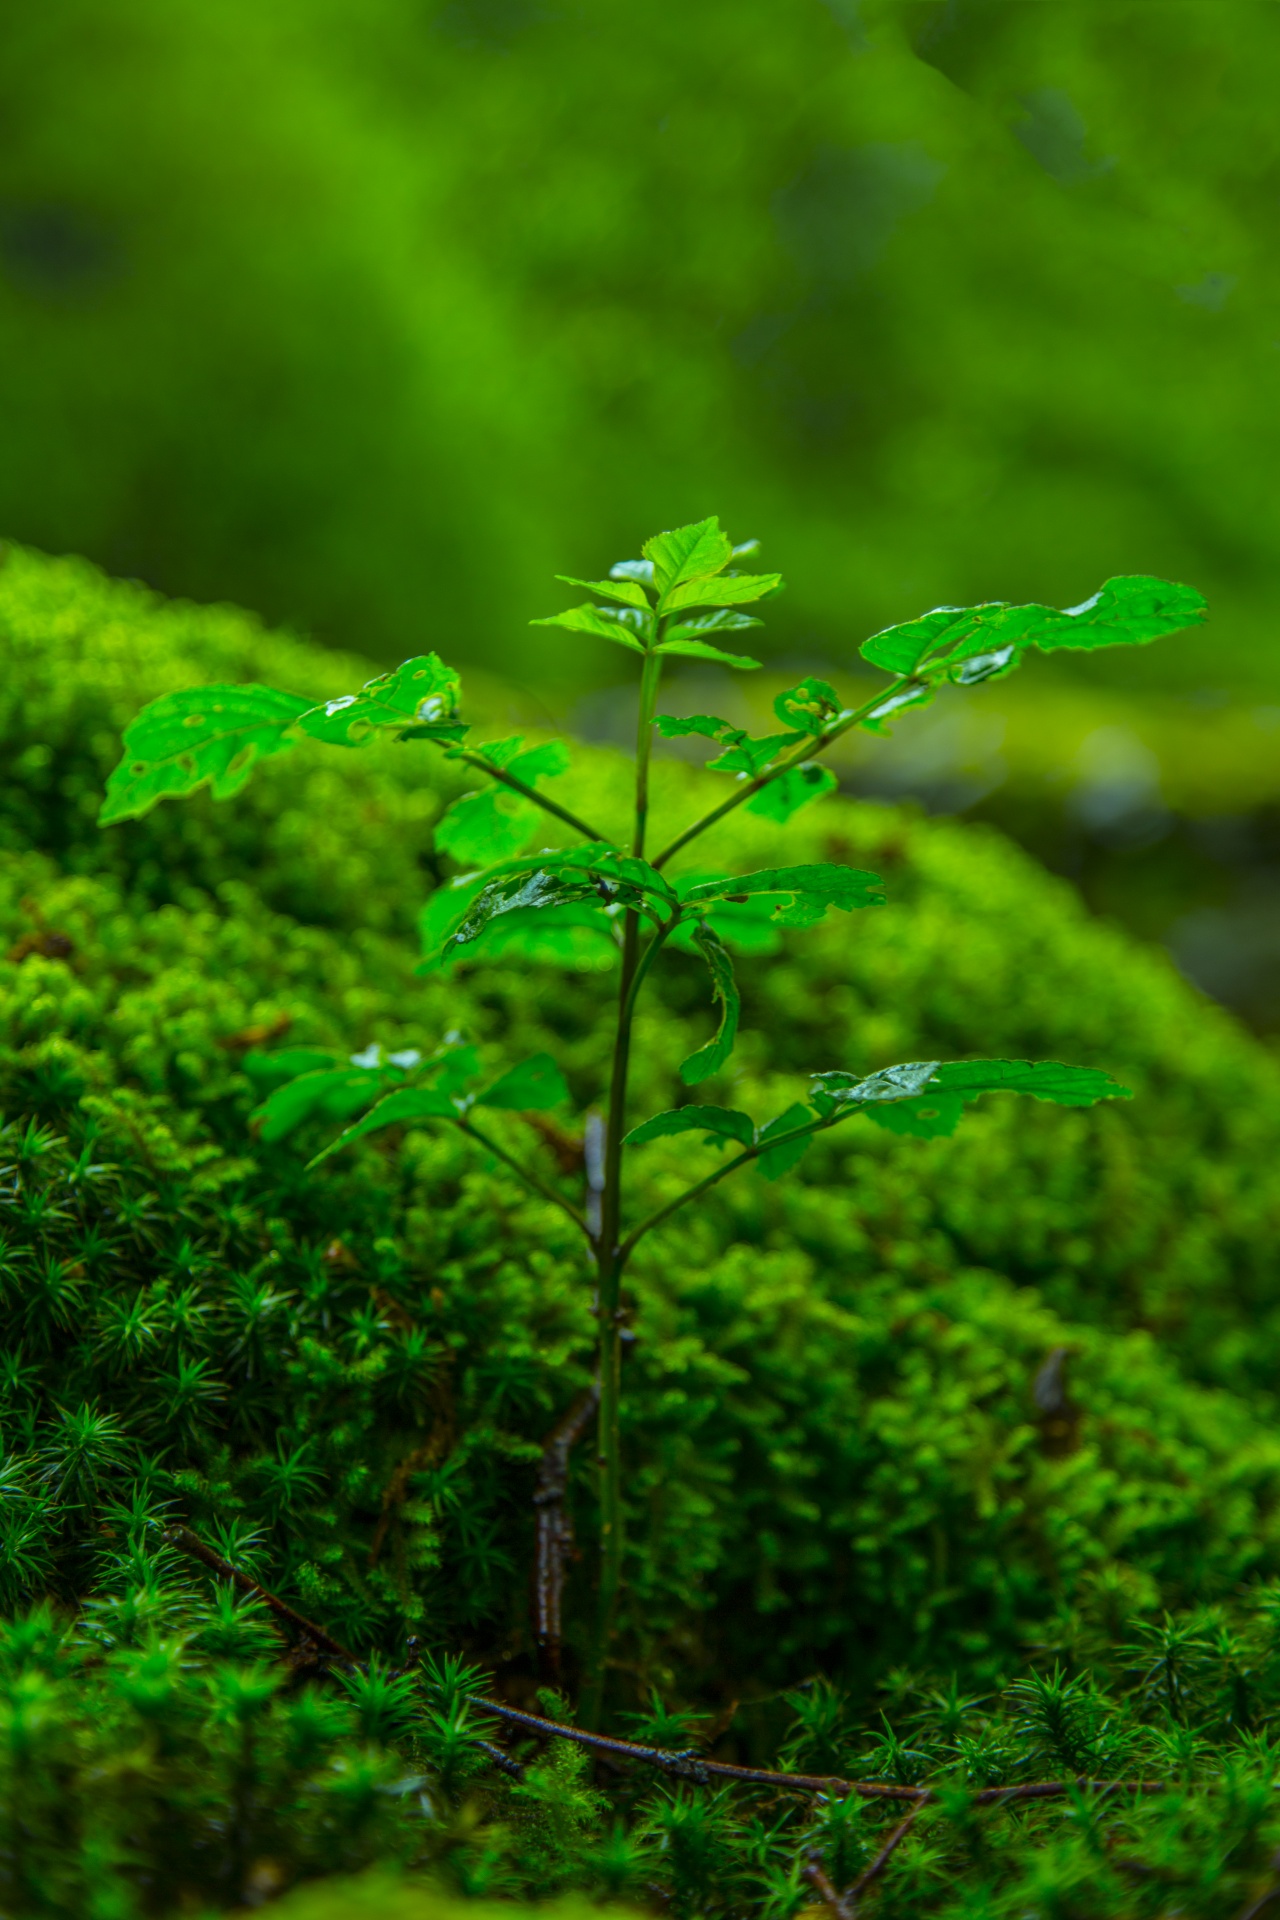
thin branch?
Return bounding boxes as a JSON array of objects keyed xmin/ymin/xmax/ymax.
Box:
[
  {"xmin": 651, "ymin": 675, "xmax": 915, "ymax": 871},
  {"xmin": 454, "ymin": 751, "xmax": 608, "ymax": 846},
  {"xmin": 846, "ymin": 1799, "xmax": 928, "ymax": 1902},
  {"xmin": 167, "ymin": 1524, "xmax": 356, "ymax": 1662},
  {"xmin": 533, "ymin": 1380, "xmax": 601, "ymax": 1677},
  {"xmin": 803, "ymin": 1853, "xmax": 856, "ymax": 1920},
  {"xmin": 459, "ymin": 1118, "xmax": 592, "ymax": 1242},
  {"xmin": 476, "ymin": 1737, "xmax": 526, "ymax": 1780},
  {"xmin": 616, "ymin": 1115, "xmax": 832, "ymax": 1270},
  {"xmin": 467, "ymin": 1699, "xmax": 1165, "ymax": 1807},
  {"xmin": 1236, "ymin": 1851, "xmax": 1280, "ymax": 1920}
]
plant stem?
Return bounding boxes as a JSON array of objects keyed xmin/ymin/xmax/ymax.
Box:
[
  {"xmin": 616, "ymin": 1115, "xmax": 831, "ymax": 1271},
  {"xmin": 650, "ymin": 674, "xmax": 915, "ymax": 870},
  {"xmin": 455, "ymin": 752, "xmax": 608, "ymax": 845},
  {"xmin": 457, "ymin": 1118, "xmax": 592, "ymax": 1241},
  {"xmin": 584, "ymin": 644, "xmax": 664, "ymax": 1727}
]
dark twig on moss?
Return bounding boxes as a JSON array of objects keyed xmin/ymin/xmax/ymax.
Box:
[
  {"xmin": 166, "ymin": 1524, "xmax": 356, "ymax": 1663},
  {"xmin": 1236, "ymin": 1850, "xmax": 1280, "ymax": 1920},
  {"xmin": 803, "ymin": 1852, "xmax": 856, "ymax": 1920},
  {"xmin": 468, "ymin": 1699, "xmax": 1165, "ymax": 1807},
  {"xmin": 845, "ymin": 1799, "xmax": 928, "ymax": 1903},
  {"xmin": 533, "ymin": 1381, "xmax": 600, "ymax": 1679}
]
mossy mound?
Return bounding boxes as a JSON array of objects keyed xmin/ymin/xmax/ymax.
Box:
[{"xmin": 3, "ymin": 541, "xmax": 1280, "ymax": 1714}]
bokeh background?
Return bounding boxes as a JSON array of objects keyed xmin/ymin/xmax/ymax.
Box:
[{"xmin": 3, "ymin": 0, "xmax": 1279, "ymax": 1021}]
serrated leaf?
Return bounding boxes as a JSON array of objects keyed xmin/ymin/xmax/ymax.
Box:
[
  {"xmin": 679, "ymin": 925, "xmax": 740, "ymax": 1085},
  {"xmin": 610, "ymin": 558, "xmax": 655, "ymax": 585},
  {"xmin": 507, "ymin": 739, "xmax": 571, "ymax": 783},
  {"xmin": 475, "ymin": 1053, "xmax": 569, "ymax": 1111},
  {"xmin": 859, "ymin": 578, "xmax": 1206, "ymax": 678},
  {"xmin": 773, "ymin": 677, "xmax": 842, "ymax": 732},
  {"xmin": 683, "ymin": 863, "xmax": 885, "ymax": 919},
  {"xmin": 860, "ymin": 607, "xmax": 973, "ymax": 676},
  {"xmin": 661, "ymin": 571, "xmax": 784, "ymax": 615},
  {"xmin": 756, "ymin": 1102, "xmax": 816, "ymax": 1179},
  {"xmin": 250, "ymin": 1068, "xmax": 387, "ymax": 1144},
  {"xmin": 929, "ymin": 1059, "xmax": 1132, "ymax": 1105},
  {"xmin": 812, "ymin": 1057, "xmax": 1130, "ymax": 1123},
  {"xmin": 745, "ymin": 764, "xmax": 837, "ymax": 822},
  {"xmin": 430, "ymin": 902, "xmax": 618, "ymax": 973},
  {"xmin": 99, "ymin": 684, "xmax": 311, "ymax": 824},
  {"xmin": 707, "ymin": 731, "xmax": 805, "ymax": 776},
  {"xmin": 656, "ymin": 639, "xmax": 763, "ymax": 670},
  {"xmin": 663, "ymin": 608, "xmax": 764, "ymax": 646},
  {"xmin": 240, "ymin": 1047, "xmax": 341, "ymax": 1091},
  {"xmin": 435, "ymin": 788, "xmax": 537, "ymax": 865},
  {"xmin": 643, "ymin": 517, "xmax": 733, "ymax": 595},
  {"xmin": 556, "ymin": 574, "xmax": 652, "ymax": 610},
  {"xmin": 530, "ymin": 604, "xmax": 651, "ymax": 653},
  {"xmin": 306, "ymin": 1086, "xmax": 461, "ymax": 1167},
  {"xmin": 297, "ymin": 655, "xmax": 461, "ymax": 745},
  {"xmin": 625, "ymin": 1106, "xmax": 754, "ymax": 1149},
  {"xmin": 655, "ymin": 713, "xmax": 742, "ymax": 743}
]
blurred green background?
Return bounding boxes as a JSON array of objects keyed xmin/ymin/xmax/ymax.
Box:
[{"xmin": 2, "ymin": 0, "xmax": 1279, "ymax": 1018}]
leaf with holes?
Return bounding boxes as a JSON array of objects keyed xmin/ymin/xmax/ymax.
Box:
[
  {"xmin": 99, "ymin": 685, "xmax": 311, "ymax": 824},
  {"xmin": 773, "ymin": 677, "xmax": 842, "ymax": 732},
  {"xmin": 683, "ymin": 863, "xmax": 885, "ymax": 925},
  {"xmin": 297, "ymin": 655, "xmax": 462, "ymax": 745},
  {"xmin": 745, "ymin": 764, "xmax": 838, "ymax": 822}
]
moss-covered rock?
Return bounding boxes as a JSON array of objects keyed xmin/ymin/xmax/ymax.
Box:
[{"xmin": 3, "ymin": 542, "xmax": 1280, "ymax": 1714}]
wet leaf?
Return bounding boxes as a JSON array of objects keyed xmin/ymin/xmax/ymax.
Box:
[
  {"xmin": 297, "ymin": 655, "xmax": 462, "ymax": 745},
  {"xmin": 683, "ymin": 863, "xmax": 885, "ymax": 923}
]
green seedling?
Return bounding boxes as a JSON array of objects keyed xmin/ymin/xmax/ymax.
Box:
[{"xmin": 101, "ymin": 516, "xmax": 1205, "ymax": 1718}]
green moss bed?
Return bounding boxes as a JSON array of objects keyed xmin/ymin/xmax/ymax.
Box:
[{"xmin": 5, "ymin": 541, "xmax": 1280, "ymax": 1916}]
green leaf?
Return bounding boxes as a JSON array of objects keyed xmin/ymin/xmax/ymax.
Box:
[
  {"xmin": 297, "ymin": 655, "xmax": 461, "ymax": 745},
  {"xmin": 859, "ymin": 578, "xmax": 1206, "ymax": 678},
  {"xmin": 655, "ymin": 713, "xmax": 741, "ymax": 743},
  {"xmin": 679, "ymin": 925, "xmax": 741, "ymax": 1085},
  {"xmin": 240, "ymin": 1047, "xmax": 340, "ymax": 1091},
  {"xmin": 655, "ymin": 639, "xmax": 763, "ymax": 670},
  {"xmin": 425, "ymin": 1042, "xmax": 483, "ymax": 1095},
  {"xmin": 556, "ymin": 574, "xmax": 652, "ymax": 610},
  {"xmin": 756, "ymin": 1103, "xmax": 816, "ymax": 1179},
  {"xmin": 662, "ymin": 608, "xmax": 764, "ymax": 647},
  {"xmin": 475, "ymin": 1053, "xmax": 570, "ymax": 1111},
  {"xmin": 859, "ymin": 685, "xmax": 934, "ymax": 734},
  {"xmin": 860, "ymin": 607, "xmax": 971, "ymax": 676},
  {"xmin": 707, "ymin": 731, "xmax": 804, "ymax": 776},
  {"xmin": 667, "ymin": 894, "xmax": 783, "ymax": 956},
  {"xmin": 773, "ymin": 677, "xmax": 842, "ymax": 732},
  {"xmin": 306, "ymin": 1086, "xmax": 461, "ymax": 1168},
  {"xmin": 625, "ymin": 1106, "xmax": 754, "ymax": 1149},
  {"xmin": 432, "ymin": 845, "xmax": 670, "ymax": 965},
  {"xmin": 250, "ymin": 1067, "xmax": 387, "ymax": 1144},
  {"xmin": 435, "ymin": 788, "xmax": 537, "ymax": 865},
  {"xmin": 811, "ymin": 1057, "xmax": 1131, "ymax": 1123},
  {"xmin": 929, "ymin": 1059, "xmax": 1132, "ymax": 1105},
  {"xmin": 99, "ymin": 684, "xmax": 311, "ymax": 824},
  {"xmin": 745, "ymin": 764, "xmax": 837, "ymax": 822},
  {"xmin": 432, "ymin": 902, "xmax": 618, "ymax": 973},
  {"xmin": 1035, "ymin": 575, "xmax": 1207, "ymax": 651},
  {"xmin": 643, "ymin": 516, "xmax": 733, "ymax": 595},
  {"xmin": 507, "ymin": 739, "xmax": 571, "ymax": 783},
  {"xmin": 531, "ymin": 604, "xmax": 651, "ymax": 653},
  {"xmin": 661, "ymin": 572, "xmax": 784, "ymax": 615},
  {"xmin": 683, "ymin": 863, "xmax": 886, "ymax": 923},
  {"xmin": 865, "ymin": 1092, "xmax": 965, "ymax": 1139}
]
